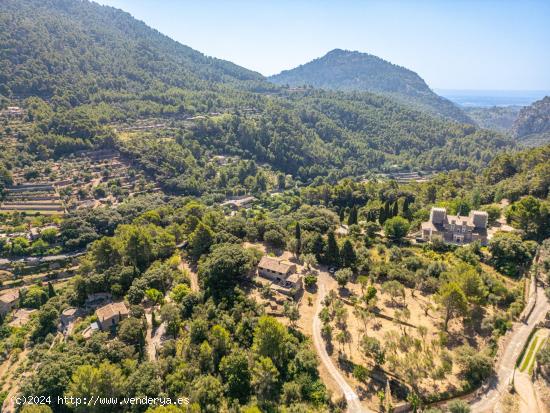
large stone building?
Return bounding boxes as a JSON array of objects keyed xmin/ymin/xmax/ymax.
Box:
[{"xmin": 421, "ymin": 207, "xmax": 488, "ymax": 245}]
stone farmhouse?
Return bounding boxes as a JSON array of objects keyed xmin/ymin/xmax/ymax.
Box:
[
  {"xmin": 95, "ymin": 301, "xmax": 129, "ymax": 331},
  {"xmin": 257, "ymin": 256, "xmax": 302, "ymax": 295},
  {"xmin": 421, "ymin": 207, "xmax": 488, "ymax": 245},
  {"xmin": 0, "ymin": 290, "xmax": 19, "ymax": 316}
]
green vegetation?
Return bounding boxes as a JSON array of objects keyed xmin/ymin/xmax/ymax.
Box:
[
  {"xmin": 0, "ymin": 0, "xmax": 516, "ymax": 187},
  {"xmin": 464, "ymin": 106, "xmax": 521, "ymax": 134},
  {"xmin": 0, "ymin": 0, "xmax": 549, "ymax": 410},
  {"xmin": 269, "ymin": 49, "xmax": 473, "ymax": 123},
  {"xmin": 512, "ymin": 96, "xmax": 550, "ymax": 145},
  {"xmin": 519, "ymin": 335, "xmax": 539, "ymax": 372}
]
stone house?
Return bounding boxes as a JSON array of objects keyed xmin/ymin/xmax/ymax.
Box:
[
  {"xmin": 95, "ymin": 301, "xmax": 129, "ymax": 331},
  {"xmin": 0, "ymin": 290, "xmax": 19, "ymax": 316},
  {"xmin": 421, "ymin": 207, "xmax": 488, "ymax": 245},
  {"xmin": 258, "ymin": 256, "xmax": 296, "ymax": 281},
  {"xmin": 257, "ymin": 256, "xmax": 301, "ymax": 295}
]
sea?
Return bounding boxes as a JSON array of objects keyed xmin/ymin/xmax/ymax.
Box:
[{"xmin": 435, "ymin": 89, "xmax": 550, "ymax": 108}]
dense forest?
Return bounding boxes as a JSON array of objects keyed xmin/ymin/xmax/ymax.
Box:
[
  {"xmin": 464, "ymin": 106, "xmax": 521, "ymax": 134},
  {"xmin": 1, "ymin": 2, "xmax": 549, "ymax": 411},
  {"xmin": 0, "ymin": 0, "xmax": 517, "ymax": 184},
  {"xmin": 512, "ymin": 96, "xmax": 550, "ymax": 146},
  {"xmin": 0, "ymin": 0, "xmax": 267, "ymax": 103},
  {"xmin": 268, "ymin": 49, "xmax": 472, "ymax": 124}
]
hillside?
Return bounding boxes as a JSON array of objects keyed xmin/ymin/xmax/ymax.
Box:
[
  {"xmin": 0, "ymin": 3, "xmax": 548, "ymax": 412},
  {"xmin": 464, "ymin": 106, "xmax": 521, "ymax": 133},
  {"xmin": 269, "ymin": 49, "xmax": 472, "ymax": 124},
  {"xmin": 512, "ymin": 96, "xmax": 550, "ymax": 146},
  {"xmin": 482, "ymin": 143, "xmax": 550, "ymax": 200},
  {"xmin": 0, "ymin": 0, "xmax": 513, "ymax": 186},
  {"xmin": 0, "ymin": 0, "xmax": 265, "ymax": 103}
]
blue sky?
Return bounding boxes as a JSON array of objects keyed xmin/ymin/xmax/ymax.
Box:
[{"xmin": 96, "ymin": 0, "xmax": 550, "ymax": 91}]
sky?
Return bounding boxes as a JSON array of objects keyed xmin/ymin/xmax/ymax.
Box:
[{"xmin": 95, "ymin": 0, "xmax": 550, "ymax": 91}]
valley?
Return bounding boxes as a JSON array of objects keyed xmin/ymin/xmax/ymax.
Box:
[{"xmin": 0, "ymin": 1, "xmax": 549, "ymax": 413}]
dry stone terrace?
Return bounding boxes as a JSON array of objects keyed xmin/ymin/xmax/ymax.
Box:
[{"xmin": 1, "ymin": 149, "xmax": 161, "ymax": 214}]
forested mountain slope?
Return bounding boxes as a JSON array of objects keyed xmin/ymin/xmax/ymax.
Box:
[
  {"xmin": 464, "ymin": 106, "xmax": 521, "ymax": 133},
  {"xmin": 0, "ymin": 0, "xmax": 265, "ymax": 103},
  {"xmin": 0, "ymin": 0, "xmax": 514, "ymax": 185},
  {"xmin": 482, "ymin": 143, "xmax": 550, "ymax": 201},
  {"xmin": 269, "ymin": 49, "xmax": 472, "ymax": 124},
  {"xmin": 512, "ymin": 96, "xmax": 550, "ymax": 146}
]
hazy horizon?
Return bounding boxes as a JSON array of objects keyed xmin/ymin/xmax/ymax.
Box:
[{"xmin": 436, "ymin": 89, "xmax": 549, "ymax": 107}]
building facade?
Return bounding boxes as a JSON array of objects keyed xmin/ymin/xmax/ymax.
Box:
[{"xmin": 421, "ymin": 207, "xmax": 488, "ymax": 245}]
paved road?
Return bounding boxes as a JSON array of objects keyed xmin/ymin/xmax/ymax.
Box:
[
  {"xmin": 514, "ymin": 328, "xmax": 549, "ymax": 413},
  {"xmin": 470, "ymin": 283, "xmax": 549, "ymax": 412},
  {"xmin": 313, "ymin": 272, "xmax": 372, "ymax": 413}
]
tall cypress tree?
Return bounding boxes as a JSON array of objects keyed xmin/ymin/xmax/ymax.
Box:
[
  {"xmin": 379, "ymin": 206, "xmax": 387, "ymax": 225},
  {"xmin": 294, "ymin": 222, "xmax": 302, "ymax": 257},
  {"xmin": 325, "ymin": 231, "xmax": 340, "ymax": 266},
  {"xmin": 47, "ymin": 281, "xmax": 56, "ymax": 298},
  {"xmin": 392, "ymin": 201, "xmax": 399, "ymax": 217},
  {"xmin": 348, "ymin": 206, "xmax": 358, "ymax": 226},
  {"xmin": 385, "ymin": 201, "xmax": 392, "ymax": 219},
  {"xmin": 340, "ymin": 240, "xmax": 357, "ymax": 269},
  {"xmin": 312, "ymin": 233, "xmax": 326, "ymax": 262},
  {"xmin": 403, "ymin": 197, "xmax": 411, "ymax": 213}
]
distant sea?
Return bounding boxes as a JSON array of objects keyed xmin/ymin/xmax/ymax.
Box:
[{"xmin": 436, "ymin": 89, "xmax": 550, "ymax": 107}]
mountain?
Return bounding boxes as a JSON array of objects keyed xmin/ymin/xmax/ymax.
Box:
[
  {"xmin": 512, "ymin": 96, "xmax": 550, "ymax": 146},
  {"xmin": 268, "ymin": 49, "xmax": 472, "ymax": 124},
  {"xmin": 0, "ymin": 0, "xmax": 265, "ymax": 103},
  {"xmin": 464, "ymin": 106, "xmax": 522, "ymax": 133},
  {"xmin": 0, "ymin": 0, "xmax": 513, "ymax": 184}
]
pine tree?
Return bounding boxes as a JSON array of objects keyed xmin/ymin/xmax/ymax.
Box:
[
  {"xmin": 189, "ymin": 222, "xmax": 214, "ymax": 259},
  {"xmin": 392, "ymin": 201, "xmax": 399, "ymax": 217},
  {"xmin": 339, "ymin": 209, "xmax": 345, "ymax": 223},
  {"xmin": 325, "ymin": 231, "xmax": 340, "ymax": 266}
]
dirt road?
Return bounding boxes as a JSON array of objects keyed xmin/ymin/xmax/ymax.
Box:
[
  {"xmin": 145, "ymin": 312, "xmax": 165, "ymax": 361},
  {"xmin": 313, "ymin": 271, "xmax": 373, "ymax": 413},
  {"xmin": 178, "ymin": 258, "xmax": 199, "ymax": 292}
]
